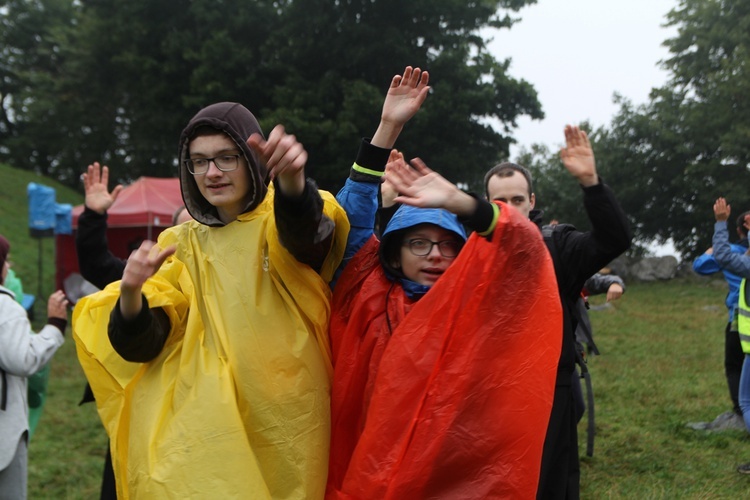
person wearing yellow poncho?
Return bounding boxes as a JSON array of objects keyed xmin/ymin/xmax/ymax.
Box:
[{"xmin": 73, "ymin": 102, "xmax": 349, "ymax": 499}]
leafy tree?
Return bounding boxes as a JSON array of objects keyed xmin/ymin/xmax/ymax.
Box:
[
  {"xmin": 598, "ymin": 0, "xmax": 750, "ymax": 259},
  {"xmin": 0, "ymin": 0, "xmax": 543, "ymax": 193}
]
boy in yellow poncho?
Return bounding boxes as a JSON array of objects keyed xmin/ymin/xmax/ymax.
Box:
[{"xmin": 73, "ymin": 102, "xmax": 349, "ymax": 499}]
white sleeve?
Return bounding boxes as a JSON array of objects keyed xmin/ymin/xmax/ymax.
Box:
[{"xmin": 0, "ymin": 302, "xmax": 64, "ymax": 377}]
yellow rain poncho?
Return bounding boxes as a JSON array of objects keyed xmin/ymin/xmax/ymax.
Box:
[{"xmin": 74, "ymin": 188, "xmax": 348, "ymax": 499}]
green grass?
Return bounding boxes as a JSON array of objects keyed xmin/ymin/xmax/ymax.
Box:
[
  {"xmin": 3, "ymin": 162, "xmax": 750, "ymax": 497},
  {"xmin": 581, "ymin": 279, "xmax": 750, "ymax": 498},
  {"xmin": 0, "ymin": 162, "xmax": 82, "ymax": 305}
]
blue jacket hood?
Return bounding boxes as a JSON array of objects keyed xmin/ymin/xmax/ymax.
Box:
[{"xmin": 379, "ymin": 205, "xmax": 467, "ymax": 297}]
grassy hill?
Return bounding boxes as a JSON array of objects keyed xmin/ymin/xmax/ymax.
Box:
[{"xmin": 0, "ymin": 162, "xmax": 83, "ymax": 312}]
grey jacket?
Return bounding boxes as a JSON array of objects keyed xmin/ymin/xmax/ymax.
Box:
[{"xmin": 0, "ymin": 286, "xmax": 64, "ymax": 469}]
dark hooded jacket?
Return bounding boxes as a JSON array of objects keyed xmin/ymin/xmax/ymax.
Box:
[
  {"xmin": 109, "ymin": 102, "xmax": 337, "ymax": 362},
  {"xmin": 178, "ymin": 102, "xmax": 267, "ymax": 226}
]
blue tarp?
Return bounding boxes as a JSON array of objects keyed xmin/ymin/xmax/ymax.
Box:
[{"xmin": 27, "ymin": 183, "xmax": 56, "ymax": 232}]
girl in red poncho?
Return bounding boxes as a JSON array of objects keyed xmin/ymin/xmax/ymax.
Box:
[{"xmin": 327, "ymin": 150, "xmax": 564, "ymax": 499}]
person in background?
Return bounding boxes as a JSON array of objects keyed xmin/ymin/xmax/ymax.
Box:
[
  {"xmin": 0, "ymin": 234, "xmax": 69, "ymax": 499},
  {"xmin": 76, "ymin": 163, "xmax": 194, "ymax": 499},
  {"xmin": 688, "ymin": 210, "xmax": 750, "ymax": 432},
  {"xmin": 73, "ymin": 102, "xmax": 348, "ymax": 498},
  {"xmin": 708, "ymin": 198, "xmax": 750, "ymax": 473},
  {"xmin": 484, "ymin": 126, "xmax": 632, "ymax": 500},
  {"xmin": 572, "ymin": 270, "xmax": 626, "ymax": 457}
]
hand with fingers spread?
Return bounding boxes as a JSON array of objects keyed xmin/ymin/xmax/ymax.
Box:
[
  {"xmin": 560, "ymin": 125, "xmax": 598, "ymax": 187},
  {"xmin": 47, "ymin": 290, "xmax": 70, "ymax": 320},
  {"xmin": 714, "ymin": 197, "xmax": 731, "ymax": 222},
  {"xmin": 83, "ymin": 162, "xmax": 124, "ymax": 214},
  {"xmin": 120, "ymin": 241, "xmax": 176, "ymax": 319},
  {"xmin": 247, "ymin": 125, "xmax": 307, "ymax": 197},
  {"xmin": 385, "ymin": 156, "xmax": 476, "ymax": 217},
  {"xmin": 372, "ymin": 66, "xmax": 431, "ymax": 149}
]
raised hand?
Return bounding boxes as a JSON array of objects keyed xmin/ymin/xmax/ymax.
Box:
[
  {"xmin": 83, "ymin": 162, "xmax": 123, "ymax": 214},
  {"xmin": 385, "ymin": 156, "xmax": 475, "ymax": 217},
  {"xmin": 247, "ymin": 125, "xmax": 307, "ymax": 197},
  {"xmin": 714, "ymin": 197, "xmax": 731, "ymax": 222},
  {"xmin": 120, "ymin": 241, "xmax": 176, "ymax": 319},
  {"xmin": 381, "ymin": 149, "xmax": 404, "ymax": 208},
  {"xmin": 559, "ymin": 125, "xmax": 598, "ymax": 187},
  {"xmin": 47, "ymin": 290, "xmax": 69, "ymax": 320},
  {"xmin": 372, "ymin": 66, "xmax": 430, "ymax": 149},
  {"xmin": 381, "ymin": 66, "xmax": 430, "ymax": 128}
]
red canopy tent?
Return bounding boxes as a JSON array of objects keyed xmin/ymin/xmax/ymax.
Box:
[{"xmin": 56, "ymin": 177, "xmax": 183, "ymax": 290}]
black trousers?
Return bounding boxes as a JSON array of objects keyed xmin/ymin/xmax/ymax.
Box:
[
  {"xmin": 726, "ymin": 322, "xmax": 744, "ymax": 415},
  {"xmin": 537, "ymin": 384, "xmax": 580, "ymax": 500}
]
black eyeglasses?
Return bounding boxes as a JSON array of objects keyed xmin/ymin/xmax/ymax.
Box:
[
  {"xmin": 404, "ymin": 238, "xmax": 462, "ymax": 258},
  {"xmin": 184, "ymin": 154, "xmax": 242, "ymax": 175}
]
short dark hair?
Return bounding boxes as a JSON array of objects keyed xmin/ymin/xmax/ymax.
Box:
[
  {"xmin": 483, "ymin": 162, "xmax": 534, "ymax": 198},
  {"xmin": 736, "ymin": 210, "xmax": 750, "ymax": 237}
]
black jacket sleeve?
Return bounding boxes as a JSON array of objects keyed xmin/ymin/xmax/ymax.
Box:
[
  {"xmin": 76, "ymin": 207, "xmax": 126, "ymax": 289},
  {"xmin": 108, "ymin": 295, "xmax": 171, "ymax": 363},
  {"xmin": 274, "ymin": 178, "xmax": 334, "ymax": 273},
  {"xmin": 553, "ymin": 179, "xmax": 632, "ymax": 299},
  {"xmin": 583, "ymin": 273, "xmax": 625, "ymax": 296}
]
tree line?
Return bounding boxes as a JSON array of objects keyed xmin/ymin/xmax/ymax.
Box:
[
  {"xmin": 1, "ymin": 0, "xmax": 747, "ymax": 259},
  {"xmin": 0, "ymin": 0, "xmax": 541, "ymax": 193},
  {"xmin": 522, "ymin": 0, "xmax": 750, "ymax": 259}
]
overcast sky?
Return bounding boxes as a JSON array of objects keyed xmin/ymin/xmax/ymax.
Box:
[
  {"xmin": 488, "ymin": 0, "xmax": 679, "ymax": 157},
  {"xmin": 487, "ymin": 0, "xmax": 681, "ymax": 256}
]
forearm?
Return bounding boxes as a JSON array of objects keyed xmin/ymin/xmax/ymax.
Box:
[
  {"xmin": 585, "ymin": 274, "xmax": 625, "ymax": 295},
  {"xmin": 459, "ymin": 197, "xmax": 499, "ymax": 237},
  {"xmin": 274, "ymin": 178, "xmax": 334, "ymax": 271},
  {"xmin": 713, "ymin": 222, "xmax": 750, "ymax": 277},
  {"xmin": 336, "ymin": 139, "xmax": 390, "ymax": 261},
  {"xmin": 583, "ymin": 181, "xmax": 632, "ymax": 257},
  {"xmin": 108, "ymin": 295, "xmax": 170, "ymax": 362},
  {"xmin": 76, "ymin": 207, "xmax": 125, "ymax": 288},
  {"xmin": 693, "ymin": 254, "xmax": 721, "ymax": 274},
  {"xmin": 371, "ymin": 121, "xmax": 403, "ymax": 150},
  {"xmin": 0, "ymin": 316, "xmax": 64, "ymax": 376}
]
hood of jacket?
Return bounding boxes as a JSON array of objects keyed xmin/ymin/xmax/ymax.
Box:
[
  {"xmin": 178, "ymin": 102, "xmax": 268, "ymax": 226},
  {"xmin": 378, "ymin": 205, "xmax": 467, "ymax": 289}
]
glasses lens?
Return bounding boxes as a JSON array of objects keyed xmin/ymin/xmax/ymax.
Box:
[
  {"xmin": 215, "ymin": 155, "xmax": 239, "ymax": 171},
  {"xmin": 438, "ymin": 241, "xmax": 461, "ymax": 257},
  {"xmin": 408, "ymin": 239, "xmax": 431, "ymax": 256},
  {"xmin": 187, "ymin": 159, "xmax": 208, "ymax": 174}
]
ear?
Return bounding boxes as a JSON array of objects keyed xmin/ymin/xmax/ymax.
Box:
[{"xmin": 529, "ymin": 193, "xmax": 536, "ymax": 210}]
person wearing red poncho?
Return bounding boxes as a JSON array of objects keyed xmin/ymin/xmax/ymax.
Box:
[{"xmin": 327, "ymin": 133, "xmax": 563, "ymax": 499}]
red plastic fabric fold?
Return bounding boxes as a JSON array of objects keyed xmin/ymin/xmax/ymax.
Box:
[{"xmin": 328, "ymin": 204, "xmax": 562, "ymax": 499}]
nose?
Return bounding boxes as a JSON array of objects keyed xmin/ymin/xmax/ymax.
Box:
[
  {"xmin": 426, "ymin": 244, "xmax": 443, "ymax": 260},
  {"xmin": 205, "ymin": 159, "xmax": 222, "ymax": 177}
]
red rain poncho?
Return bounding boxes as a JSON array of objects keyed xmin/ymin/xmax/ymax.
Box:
[{"xmin": 327, "ymin": 204, "xmax": 562, "ymax": 499}]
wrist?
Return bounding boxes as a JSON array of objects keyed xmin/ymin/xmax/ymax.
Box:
[
  {"xmin": 85, "ymin": 204, "xmax": 107, "ymax": 215},
  {"xmin": 447, "ymin": 190, "xmax": 477, "ymax": 217},
  {"xmin": 371, "ymin": 121, "xmax": 404, "ymax": 149},
  {"xmin": 577, "ymin": 174, "xmax": 599, "ymax": 188},
  {"xmin": 276, "ymin": 172, "xmax": 306, "ymax": 198}
]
